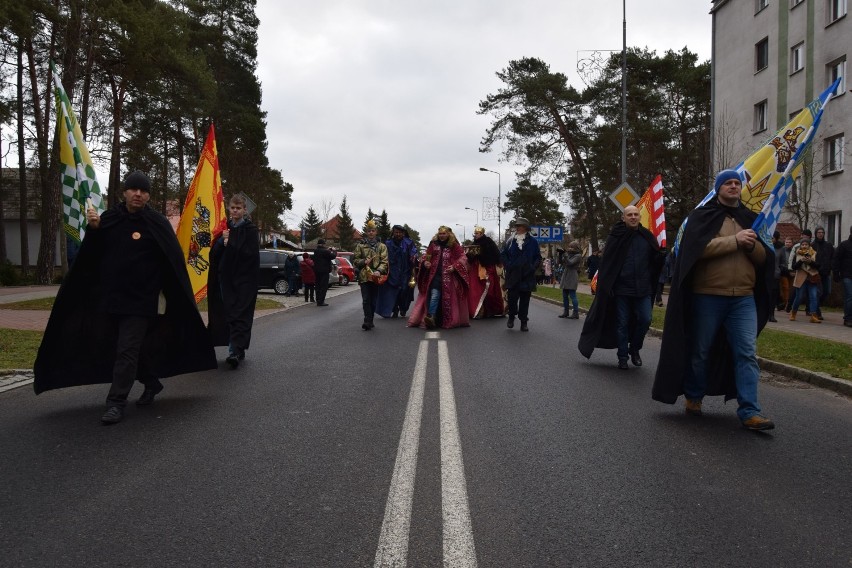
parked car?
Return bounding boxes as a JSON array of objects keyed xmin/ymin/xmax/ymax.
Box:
[
  {"xmin": 257, "ymin": 250, "xmax": 336, "ymax": 295},
  {"xmin": 336, "ymin": 257, "xmax": 356, "ymax": 286}
]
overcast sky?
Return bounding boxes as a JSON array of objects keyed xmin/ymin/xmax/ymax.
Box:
[{"xmin": 256, "ymin": 0, "xmax": 713, "ymax": 241}]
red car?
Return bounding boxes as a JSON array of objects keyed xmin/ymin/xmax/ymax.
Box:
[{"xmin": 336, "ymin": 257, "xmax": 356, "ymax": 286}]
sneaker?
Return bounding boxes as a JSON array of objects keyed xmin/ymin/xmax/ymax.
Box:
[
  {"xmin": 101, "ymin": 406, "xmax": 123, "ymax": 425},
  {"xmin": 617, "ymin": 358, "xmax": 628, "ymax": 370},
  {"xmin": 742, "ymin": 415, "xmax": 775, "ymax": 431},
  {"xmin": 136, "ymin": 383, "xmax": 164, "ymax": 406},
  {"xmin": 684, "ymin": 398, "xmax": 703, "ymax": 416}
]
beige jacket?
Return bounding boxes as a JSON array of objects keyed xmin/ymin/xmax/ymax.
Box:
[{"xmin": 691, "ymin": 216, "xmax": 767, "ymax": 296}]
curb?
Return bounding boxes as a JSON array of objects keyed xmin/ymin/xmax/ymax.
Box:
[{"xmin": 534, "ymin": 294, "xmax": 851, "ymax": 398}]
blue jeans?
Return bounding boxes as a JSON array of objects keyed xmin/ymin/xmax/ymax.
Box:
[
  {"xmin": 615, "ymin": 295, "xmax": 652, "ymax": 359},
  {"xmin": 428, "ymin": 288, "xmax": 441, "ymax": 316},
  {"xmin": 793, "ymin": 281, "xmax": 819, "ymax": 315},
  {"xmin": 843, "ymin": 278, "xmax": 852, "ymax": 323},
  {"xmin": 562, "ymin": 289, "xmax": 578, "ymax": 311},
  {"xmin": 684, "ymin": 294, "xmax": 761, "ymax": 421}
]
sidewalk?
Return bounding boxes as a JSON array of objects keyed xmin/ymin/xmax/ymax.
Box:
[{"xmin": 0, "ymin": 284, "xmax": 358, "ymax": 331}]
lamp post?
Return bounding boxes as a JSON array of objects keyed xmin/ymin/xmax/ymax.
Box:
[
  {"xmin": 455, "ymin": 223, "xmax": 466, "ymax": 242},
  {"xmin": 479, "ymin": 167, "xmax": 501, "ymax": 238},
  {"xmin": 464, "ymin": 206, "xmax": 479, "ymax": 226}
]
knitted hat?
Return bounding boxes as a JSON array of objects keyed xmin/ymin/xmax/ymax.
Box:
[
  {"xmin": 124, "ymin": 170, "xmax": 151, "ymax": 193},
  {"xmin": 713, "ymin": 169, "xmax": 741, "ymax": 193}
]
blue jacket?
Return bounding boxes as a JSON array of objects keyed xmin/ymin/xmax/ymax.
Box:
[{"xmin": 500, "ymin": 233, "xmax": 542, "ymax": 291}]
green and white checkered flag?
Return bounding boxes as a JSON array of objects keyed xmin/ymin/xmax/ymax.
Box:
[{"xmin": 51, "ymin": 61, "xmax": 104, "ymax": 244}]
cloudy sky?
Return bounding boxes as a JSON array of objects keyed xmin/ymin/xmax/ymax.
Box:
[{"xmin": 256, "ymin": 0, "xmax": 713, "ymax": 240}]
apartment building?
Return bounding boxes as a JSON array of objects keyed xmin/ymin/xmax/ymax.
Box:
[{"xmin": 711, "ymin": 0, "xmax": 851, "ymax": 246}]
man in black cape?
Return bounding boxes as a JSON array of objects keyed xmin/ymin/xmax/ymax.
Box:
[
  {"xmin": 207, "ymin": 193, "xmax": 260, "ymax": 369},
  {"xmin": 578, "ymin": 205, "xmax": 665, "ymax": 368},
  {"xmin": 652, "ymin": 169, "xmax": 776, "ymax": 430},
  {"xmin": 34, "ymin": 171, "xmax": 216, "ymax": 424}
]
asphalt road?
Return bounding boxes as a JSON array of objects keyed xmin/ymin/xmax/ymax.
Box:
[{"xmin": 1, "ymin": 290, "xmax": 850, "ymax": 567}]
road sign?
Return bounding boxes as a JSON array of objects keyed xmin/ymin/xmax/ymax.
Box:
[
  {"xmin": 530, "ymin": 226, "xmax": 563, "ymax": 243},
  {"xmin": 608, "ymin": 182, "xmax": 639, "ymax": 211}
]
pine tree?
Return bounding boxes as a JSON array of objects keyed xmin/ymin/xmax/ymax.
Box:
[
  {"xmin": 377, "ymin": 210, "xmax": 391, "ymax": 242},
  {"xmin": 300, "ymin": 206, "xmax": 323, "ymax": 242},
  {"xmin": 336, "ymin": 196, "xmax": 358, "ymax": 251}
]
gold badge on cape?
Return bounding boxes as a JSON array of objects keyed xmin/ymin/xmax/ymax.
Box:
[{"xmin": 132, "ymin": 231, "xmax": 141, "ymax": 240}]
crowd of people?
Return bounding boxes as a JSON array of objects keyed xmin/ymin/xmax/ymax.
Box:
[{"xmin": 31, "ymin": 169, "xmax": 851, "ymax": 430}]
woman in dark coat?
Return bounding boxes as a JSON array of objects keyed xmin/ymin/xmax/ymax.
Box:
[{"xmin": 207, "ymin": 194, "xmax": 260, "ymax": 368}]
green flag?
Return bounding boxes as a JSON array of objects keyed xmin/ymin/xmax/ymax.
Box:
[{"xmin": 51, "ymin": 61, "xmax": 104, "ymax": 244}]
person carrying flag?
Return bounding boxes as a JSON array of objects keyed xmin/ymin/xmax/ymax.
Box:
[
  {"xmin": 652, "ymin": 170, "xmax": 776, "ymax": 431},
  {"xmin": 33, "ymin": 171, "xmax": 217, "ymax": 424}
]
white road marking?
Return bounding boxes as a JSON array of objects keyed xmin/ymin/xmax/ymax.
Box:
[
  {"xmin": 425, "ymin": 331, "xmax": 441, "ymax": 339},
  {"xmin": 375, "ymin": 340, "xmax": 429, "ymax": 568},
  {"xmin": 438, "ymin": 340, "xmax": 477, "ymax": 567}
]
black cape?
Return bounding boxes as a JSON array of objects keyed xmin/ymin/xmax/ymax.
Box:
[
  {"xmin": 33, "ymin": 204, "xmax": 217, "ymax": 394},
  {"xmin": 651, "ymin": 200, "xmax": 774, "ymax": 404},
  {"xmin": 578, "ymin": 222, "xmax": 663, "ymax": 358},
  {"xmin": 207, "ymin": 219, "xmax": 260, "ymax": 348}
]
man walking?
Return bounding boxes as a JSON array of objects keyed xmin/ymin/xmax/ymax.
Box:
[
  {"xmin": 652, "ymin": 169, "xmax": 776, "ymax": 431},
  {"xmin": 312, "ymin": 239, "xmax": 337, "ymax": 306},
  {"xmin": 34, "ymin": 171, "xmax": 216, "ymax": 424},
  {"xmin": 500, "ymin": 217, "xmax": 542, "ymax": 332},
  {"xmin": 579, "ymin": 205, "xmax": 664, "ymax": 368},
  {"xmin": 811, "ymin": 226, "xmax": 835, "ymax": 319}
]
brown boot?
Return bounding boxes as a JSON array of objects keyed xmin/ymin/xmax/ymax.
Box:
[
  {"xmin": 789, "ymin": 311, "xmax": 797, "ymax": 321},
  {"xmin": 810, "ymin": 314, "xmax": 821, "ymax": 323}
]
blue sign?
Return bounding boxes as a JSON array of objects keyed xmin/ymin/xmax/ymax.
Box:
[{"xmin": 529, "ymin": 226, "xmax": 563, "ymax": 243}]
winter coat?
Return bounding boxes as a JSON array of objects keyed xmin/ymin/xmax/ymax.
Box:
[
  {"xmin": 559, "ymin": 251, "xmax": 581, "ymax": 290},
  {"xmin": 833, "ymin": 236, "xmax": 852, "ymax": 279}
]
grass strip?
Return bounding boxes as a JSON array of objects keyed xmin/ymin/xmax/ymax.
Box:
[{"xmin": 534, "ymin": 286, "xmax": 851, "ymax": 381}]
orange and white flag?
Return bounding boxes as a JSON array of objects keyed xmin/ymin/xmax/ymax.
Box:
[{"xmin": 636, "ymin": 175, "xmax": 667, "ymax": 248}]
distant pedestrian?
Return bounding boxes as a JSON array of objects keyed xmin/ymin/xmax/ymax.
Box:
[
  {"xmin": 832, "ymin": 225, "xmax": 852, "ymax": 327},
  {"xmin": 501, "ymin": 217, "xmax": 542, "ymax": 332},
  {"xmin": 34, "ymin": 171, "xmax": 216, "ymax": 424},
  {"xmin": 312, "ymin": 239, "xmax": 337, "ymax": 306},
  {"xmin": 654, "ymin": 250, "xmax": 673, "ymax": 307},
  {"xmin": 283, "ymin": 252, "xmax": 300, "ymax": 297},
  {"xmin": 300, "ymin": 253, "xmax": 316, "ymax": 303},
  {"xmin": 207, "ymin": 193, "xmax": 260, "ymax": 369},
  {"xmin": 811, "ymin": 226, "xmax": 834, "ymax": 318},
  {"xmin": 789, "ymin": 239, "xmax": 822, "ymax": 324},
  {"xmin": 557, "ymin": 241, "xmax": 582, "ymax": 319}
]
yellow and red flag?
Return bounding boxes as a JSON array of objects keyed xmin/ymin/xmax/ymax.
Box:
[
  {"xmin": 636, "ymin": 174, "xmax": 667, "ymax": 248},
  {"xmin": 176, "ymin": 124, "xmax": 227, "ymax": 303}
]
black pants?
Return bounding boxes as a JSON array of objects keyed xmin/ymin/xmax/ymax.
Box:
[
  {"xmin": 304, "ymin": 284, "xmax": 315, "ymax": 301},
  {"xmin": 106, "ymin": 315, "xmax": 161, "ymax": 407},
  {"xmin": 315, "ymin": 271, "xmax": 330, "ymax": 304},
  {"xmin": 507, "ymin": 289, "xmax": 532, "ymax": 321},
  {"xmin": 360, "ymin": 282, "xmax": 379, "ymax": 321}
]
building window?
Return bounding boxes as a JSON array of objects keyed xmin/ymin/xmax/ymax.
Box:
[
  {"xmin": 791, "ymin": 0, "xmax": 805, "ymax": 7},
  {"xmin": 757, "ymin": 0, "xmax": 770, "ymax": 12},
  {"xmin": 756, "ymin": 38, "xmax": 770, "ymax": 72},
  {"xmin": 791, "ymin": 42, "xmax": 805, "ymax": 73},
  {"xmin": 828, "ymin": 0, "xmax": 847, "ymax": 23},
  {"xmin": 754, "ymin": 100, "xmax": 768, "ymax": 132},
  {"xmin": 825, "ymin": 134, "xmax": 845, "ymax": 173},
  {"xmin": 824, "ymin": 212, "xmax": 841, "ymax": 246},
  {"xmin": 828, "ymin": 57, "xmax": 846, "ymax": 97}
]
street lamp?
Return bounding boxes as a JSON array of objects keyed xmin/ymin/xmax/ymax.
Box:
[
  {"xmin": 455, "ymin": 223, "xmax": 466, "ymax": 242},
  {"xmin": 464, "ymin": 206, "xmax": 479, "ymax": 227},
  {"xmin": 479, "ymin": 167, "xmax": 501, "ymax": 238}
]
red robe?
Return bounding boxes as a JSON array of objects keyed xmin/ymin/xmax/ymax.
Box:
[
  {"xmin": 466, "ymin": 235, "xmax": 505, "ymax": 318},
  {"xmin": 407, "ymin": 240, "xmax": 470, "ymax": 329}
]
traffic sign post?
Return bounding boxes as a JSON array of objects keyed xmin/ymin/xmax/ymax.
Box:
[{"xmin": 608, "ymin": 182, "xmax": 639, "ymax": 211}]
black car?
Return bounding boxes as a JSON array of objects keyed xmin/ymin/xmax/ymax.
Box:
[{"xmin": 258, "ymin": 249, "xmax": 337, "ymax": 295}]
